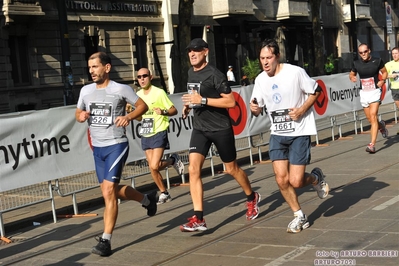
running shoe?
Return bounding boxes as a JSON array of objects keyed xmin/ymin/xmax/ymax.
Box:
[
  {"xmin": 379, "ymin": 120, "xmax": 388, "ymax": 138},
  {"xmin": 91, "ymin": 236, "xmax": 112, "ymax": 256},
  {"xmin": 311, "ymin": 167, "xmax": 329, "ymax": 199},
  {"xmin": 287, "ymin": 214, "xmax": 310, "ymax": 233},
  {"xmin": 170, "ymin": 153, "xmax": 184, "ymax": 175},
  {"xmin": 366, "ymin": 143, "xmax": 376, "ymax": 153},
  {"xmin": 180, "ymin": 215, "xmax": 208, "ymax": 232},
  {"xmin": 142, "ymin": 190, "xmax": 157, "ymax": 216},
  {"xmin": 246, "ymin": 192, "xmax": 261, "ymax": 220},
  {"xmin": 157, "ymin": 192, "xmax": 172, "ymax": 205}
]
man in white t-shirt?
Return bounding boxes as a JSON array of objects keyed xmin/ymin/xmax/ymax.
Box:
[
  {"xmin": 249, "ymin": 39, "xmax": 329, "ymax": 234},
  {"xmin": 226, "ymin": 65, "xmax": 236, "ymax": 82}
]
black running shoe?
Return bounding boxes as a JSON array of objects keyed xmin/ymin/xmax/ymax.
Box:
[
  {"xmin": 91, "ymin": 236, "xmax": 112, "ymax": 256},
  {"xmin": 142, "ymin": 190, "xmax": 157, "ymax": 216}
]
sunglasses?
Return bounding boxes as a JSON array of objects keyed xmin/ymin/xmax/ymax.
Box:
[
  {"xmin": 359, "ymin": 50, "xmax": 369, "ymax": 55},
  {"xmin": 137, "ymin": 74, "xmax": 149, "ymax": 79}
]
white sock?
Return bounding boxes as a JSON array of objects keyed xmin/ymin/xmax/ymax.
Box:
[
  {"xmin": 102, "ymin": 233, "xmax": 112, "ymax": 242},
  {"xmin": 140, "ymin": 194, "xmax": 150, "ymax": 206},
  {"xmin": 294, "ymin": 209, "xmax": 304, "ymax": 218}
]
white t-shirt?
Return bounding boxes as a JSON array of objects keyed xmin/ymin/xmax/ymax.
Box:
[
  {"xmin": 227, "ymin": 70, "xmax": 235, "ymax": 82},
  {"xmin": 251, "ymin": 64, "xmax": 318, "ymax": 136}
]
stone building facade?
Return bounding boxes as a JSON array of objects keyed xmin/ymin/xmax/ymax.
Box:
[{"xmin": 0, "ymin": 0, "xmax": 398, "ymax": 113}]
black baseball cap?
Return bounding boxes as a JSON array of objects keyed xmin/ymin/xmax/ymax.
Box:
[{"xmin": 186, "ymin": 38, "xmax": 208, "ymax": 50}]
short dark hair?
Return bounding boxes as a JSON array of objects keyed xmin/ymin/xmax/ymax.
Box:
[
  {"xmin": 89, "ymin": 52, "xmax": 111, "ymax": 66},
  {"xmin": 260, "ymin": 39, "xmax": 280, "ymax": 56},
  {"xmin": 358, "ymin": 43, "xmax": 369, "ymax": 50}
]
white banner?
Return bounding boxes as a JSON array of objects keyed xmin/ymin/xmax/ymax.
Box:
[
  {"xmin": 312, "ymin": 73, "xmax": 393, "ymax": 119},
  {"xmin": 0, "ymin": 73, "xmax": 394, "ymax": 192}
]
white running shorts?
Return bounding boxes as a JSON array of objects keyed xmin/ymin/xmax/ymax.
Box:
[{"xmin": 359, "ymin": 89, "xmax": 381, "ymax": 107}]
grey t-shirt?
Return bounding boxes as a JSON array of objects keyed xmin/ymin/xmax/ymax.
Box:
[{"xmin": 77, "ymin": 80, "xmax": 139, "ymax": 147}]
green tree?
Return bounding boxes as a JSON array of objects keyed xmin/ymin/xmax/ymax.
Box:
[{"xmin": 241, "ymin": 57, "xmax": 261, "ymax": 84}]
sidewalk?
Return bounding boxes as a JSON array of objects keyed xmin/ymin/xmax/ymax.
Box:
[{"xmin": 0, "ymin": 120, "xmax": 398, "ymax": 266}]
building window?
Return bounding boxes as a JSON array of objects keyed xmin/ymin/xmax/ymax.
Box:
[
  {"xmin": 8, "ymin": 36, "xmax": 30, "ymax": 86},
  {"xmin": 84, "ymin": 35, "xmax": 99, "ymax": 81},
  {"xmin": 134, "ymin": 35, "xmax": 148, "ymax": 69}
]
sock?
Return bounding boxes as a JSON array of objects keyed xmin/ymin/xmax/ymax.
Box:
[
  {"xmin": 140, "ymin": 194, "xmax": 150, "ymax": 206},
  {"xmin": 102, "ymin": 233, "xmax": 112, "ymax": 242},
  {"xmin": 246, "ymin": 191, "xmax": 255, "ymax": 202},
  {"xmin": 194, "ymin": 211, "xmax": 204, "ymax": 221},
  {"xmin": 162, "ymin": 191, "xmax": 169, "ymax": 195},
  {"xmin": 294, "ymin": 209, "xmax": 304, "ymax": 218},
  {"xmin": 170, "ymin": 156, "xmax": 176, "ymax": 164}
]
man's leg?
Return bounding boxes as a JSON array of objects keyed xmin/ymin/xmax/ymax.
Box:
[
  {"xmin": 145, "ymin": 148, "xmax": 168, "ymax": 193},
  {"xmin": 101, "ymin": 180, "xmax": 119, "ymax": 235},
  {"xmin": 364, "ymin": 102, "xmax": 380, "ymax": 145},
  {"xmin": 273, "ymin": 161, "xmax": 311, "ymax": 233},
  {"xmin": 180, "ymin": 152, "xmax": 207, "ymax": 232},
  {"xmin": 273, "ymin": 161, "xmax": 305, "ymax": 212},
  {"xmin": 224, "ymin": 160, "xmax": 252, "ymax": 195},
  {"xmin": 188, "ymin": 152, "xmax": 205, "ymax": 211},
  {"xmin": 224, "ymin": 160, "xmax": 260, "ymax": 220}
]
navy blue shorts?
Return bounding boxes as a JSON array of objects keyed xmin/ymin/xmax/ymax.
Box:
[
  {"xmin": 189, "ymin": 128, "xmax": 236, "ymax": 163},
  {"xmin": 141, "ymin": 130, "xmax": 170, "ymax": 150},
  {"xmin": 269, "ymin": 135, "xmax": 311, "ymax": 165},
  {"xmin": 93, "ymin": 142, "xmax": 129, "ymax": 183}
]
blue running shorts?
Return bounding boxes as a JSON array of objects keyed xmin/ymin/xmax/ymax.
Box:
[
  {"xmin": 93, "ymin": 142, "xmax": 129, "ymax": 183},
  {"xmin": 269, "ymin": 135, "xmax": 311, "ymax": 165},
  {"xmin": 141, "ymin": 130, "xmax": 170, "ymax": 150}
]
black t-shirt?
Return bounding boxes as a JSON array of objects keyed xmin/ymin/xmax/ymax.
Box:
[
  {"xmin": 187, "ymin": 64, "xmax": 232, "ymax": 131},
  {"xmin": 351, "ymin": 56, "xmax": 384, "ymax": 89}
]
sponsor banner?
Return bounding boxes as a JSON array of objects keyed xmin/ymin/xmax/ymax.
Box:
[
  {"xmin": 0, "ymin": 107, "xmax": 94, "ymax": 192},
  {"xmin": 312, "ymin": 73, "xmax": 393, "ymax": 119},
  {"xmin": 1, "ymin": 73, "xmax": 394, "ymax": 192}
]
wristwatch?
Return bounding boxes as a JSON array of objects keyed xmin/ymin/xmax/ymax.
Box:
[
  {"xmin": 201, "ymin": 97, "xmax": 208, "ymax": 105},
  {"xmin": 162, "ymin": 109, "xmax": 168, "ymax": 115}
]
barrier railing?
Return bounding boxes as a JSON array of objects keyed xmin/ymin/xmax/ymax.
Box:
[
  {"xmin": 0, "ymin": 181, "xmax": 56, "ymax": 241},
  {"xmin": 1, "ymin": 102, "xmax": 397, "ymax": 242}
]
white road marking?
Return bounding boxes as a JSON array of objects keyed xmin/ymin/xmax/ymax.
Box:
[{"xmin": 372, "ymin": 195, "xmax": 399, "ymax": 211}]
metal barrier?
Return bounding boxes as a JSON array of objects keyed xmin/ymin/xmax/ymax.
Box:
[
  {"xmin": 357, "ymin": 102, "xmax": 398, "ymax": 133},
  {"xmin": 53, "ymin": 171, "xmax": 100, "ymax": 216},
  {"xmin": 0, "ymin": 181, "xmax": 56, "ymax": 239},
  {"xmin": 250, "ymin": 132, "xmax": 270, "ymax": 161},
  {"xmin": 333, "ymin": 111, "xmax": 358, "ymax": 138},
  {"xmin": 315, "ymin": 116, "xmax": 335, "ymax": 145}
]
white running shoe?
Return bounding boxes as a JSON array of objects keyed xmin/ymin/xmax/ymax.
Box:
[
  {"xmin": 287, "ymin": 214, "xmax": 310, "ymax": 233},
  {"xmin": 170, "ymin": 153, "xmax": 184, "ymax": 176},
  {"xmin": 157, "ymin": 192, "xmax": 172, "ymax": 205},
  {"xmin": 311, "ymin": 167, "xmax": 329, "ymax": 199}
]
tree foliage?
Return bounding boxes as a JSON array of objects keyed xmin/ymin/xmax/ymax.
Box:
[{"xmin": 241, "ymin": 57, "xmax": 261, "ymax": 83}]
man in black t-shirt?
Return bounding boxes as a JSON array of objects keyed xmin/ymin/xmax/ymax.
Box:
[
  {"xmin": 349, "ymin": 43, "xmax": 388, "ymax": 153},
  {"xmin": 179, "ymin": 38, "xmax": 261, "ymax": 232}
]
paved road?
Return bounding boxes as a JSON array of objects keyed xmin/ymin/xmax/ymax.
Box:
[{"xmin": 0, "ymin": 121, "xmax": 398, "ymax": 266}]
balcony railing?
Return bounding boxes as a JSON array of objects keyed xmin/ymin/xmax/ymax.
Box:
[
  {"xmin": 212, "ymin": 0, "xmax": 254, "ymax": 19},
  {"xmin": 2, "ymin": 0, "xmax": 45, "ymax": 24},
  {"xmin": 342, "ymin": 4, "xmax": 371, "ymax": 23}
]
